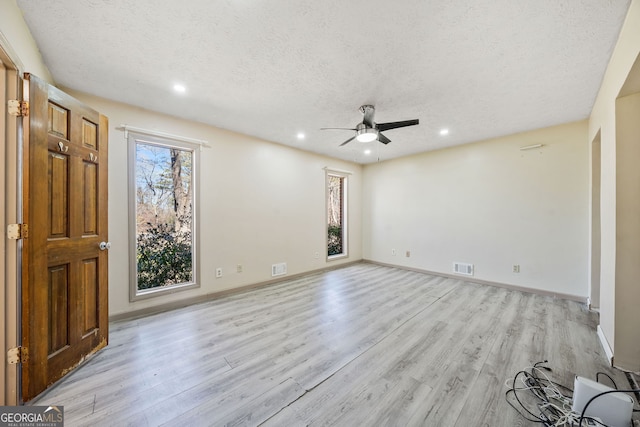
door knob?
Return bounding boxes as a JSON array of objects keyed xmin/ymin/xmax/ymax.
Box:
[{"xmin": 99, "ymin": 241, "xmax": 111, "ymax": 251}]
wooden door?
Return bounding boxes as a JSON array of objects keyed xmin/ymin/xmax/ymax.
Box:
[{"xmin": 21, "ymin": 73, "xmax": 109, "ymax": 401}]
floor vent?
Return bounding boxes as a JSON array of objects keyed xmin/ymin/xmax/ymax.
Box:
[
  {"xmin": 272, "ymin": 262, "xmax": 287, "ymax": 277},
  {"xmin": 453, "ymin": 262, "xmax": 474, "ymax": 276}
]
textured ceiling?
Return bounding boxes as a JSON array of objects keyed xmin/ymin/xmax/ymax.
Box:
[{"xmin": 16, "ymin": 0, "xmax": 631, "ymax": 164}]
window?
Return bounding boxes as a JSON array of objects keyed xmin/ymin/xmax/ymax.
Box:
[
  {"xmin": 326, "ymin": 170, "xmax": 348, "ymax": 259},
  {"xmin": 128, "ymin": 133, "xmax": 199, "ymax": 300}
]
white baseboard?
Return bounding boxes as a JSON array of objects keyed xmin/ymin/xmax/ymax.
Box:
[
  {"xmin": 109, "ymin": 260, "xmax": 362, "ymax": 322},
  {"xmin": 363, "ymin": 259, "xmax": 588, "ymax": 303},
  {"xmin": 597, "ymin": 324, "xmax": 614, "ymax": 366}
]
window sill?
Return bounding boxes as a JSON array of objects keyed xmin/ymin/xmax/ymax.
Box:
[{"xmin": 131, "ymin": 281, "xmax": 199, "ymax": 302}]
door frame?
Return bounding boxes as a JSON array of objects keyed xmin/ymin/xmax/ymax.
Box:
[
  {"xmin": 0, "ymin": 41, "xmax": 23, "ymax": 406},
  {"xmin": 590, "ymin": 131, "xmax": 602, "ymax": 310}
]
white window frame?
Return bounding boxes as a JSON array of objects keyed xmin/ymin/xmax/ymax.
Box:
[
  {"xmin": 325, "ymin": 168, "xmax": 350, "ymax": 260},
  {"xmin": 127, "ymin": 131, "xmax": 200, "ymax": 301}
]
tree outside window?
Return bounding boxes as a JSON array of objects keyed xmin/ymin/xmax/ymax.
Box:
[
  {"xmin": 129, "ymin": 135, "xmax": 198, "ymax": 299},
  {"xmin": 327, "ymin": 172, "xmax": 347, "ymax": 258}
]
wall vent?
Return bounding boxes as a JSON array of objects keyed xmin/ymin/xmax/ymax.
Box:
[
  {"xmin": 272, "ymin": 262, "xmax": 287, "ymax": 277},
  {"xmin": 453, "ymin": 262, "xmax": 474, "ymax": 276}
]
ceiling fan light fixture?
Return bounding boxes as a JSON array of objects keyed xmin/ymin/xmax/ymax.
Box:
[
  {"xmin": 322, "ymin": 105, "xmax": 419, "ymax": 147},
  {"xmin": 356, "ymin": 127, "xmax": 378, "ymax": 143}
]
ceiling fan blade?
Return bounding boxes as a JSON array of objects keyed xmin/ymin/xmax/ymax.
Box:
[
  {"xmin": 378, "ymin": 132, "xmax": 391, "ymax": 145},
  {"xmin": 339, "ymin": 136, "xmax": 356, "ymax": 146},
  {"xmin": 376, "ymin": 119, "xmax": 419, "ymax": 132},
  {"xmin": 321, "ymin": 127, "xmax": 357, "ymax": 131}
]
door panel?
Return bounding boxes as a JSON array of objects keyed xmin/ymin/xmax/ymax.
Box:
[
  {"xmin": 81, "ymin": 258, "xmax": 98, "ymax": 334},
  {"xmin": 22, "ymin": 73, "xmax": 109, "ymax": 401},
  {"xmin": 48, "ymin": 152, "xmax": 69, "ymax": 237},
  {"xmin": 83, "ymin": 161, "xmax": 98, "ymax": 234},
  {"xmin": 48, "ymin": 265, "xmax": 69, "ymax": 354}
]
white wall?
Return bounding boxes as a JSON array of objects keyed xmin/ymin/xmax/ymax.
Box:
[
  {"xmin": 0, "ymin": 0, "xmax": 52, "ymax": 81},
  {"xmin": 62, "ymin": 91, "xmax": 363, "ymax": 317},
  {"xmin": 614, "ymin": 91, "xmax": 640, "ymax": 369},
  {"xmin": 589, "ymin": 0, "xmax": 640, "ymax": 369},
  {"xmin": 363, "ymin": 121, "xmax": 589, "ymax": 298}
]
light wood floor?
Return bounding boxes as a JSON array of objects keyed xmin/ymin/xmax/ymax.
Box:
[{"xmin": 31, "ymin": 263, "xmax": 631, "ymax": 426}]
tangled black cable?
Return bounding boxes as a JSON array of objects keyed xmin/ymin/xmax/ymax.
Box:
[{"xmin": 505, "ymin": 360, "xmax": 588, "ymax": 426}]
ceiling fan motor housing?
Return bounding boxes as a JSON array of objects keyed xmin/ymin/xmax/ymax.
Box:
[{"xmin": 359, "ymin": 104, "xmax": 375, "ymax": 115}]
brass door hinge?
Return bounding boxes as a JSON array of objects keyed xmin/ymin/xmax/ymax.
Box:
[
  {"xmin": 7, "ymin": 223, "xmax": 28, "ymax": 240},
  {"xmin": 8, "ymin": 99, "xmax": 29, "ymax": 117},
  {"xmin": 7, "ymin": 346, "xmax": 28, "ymax": 364}
]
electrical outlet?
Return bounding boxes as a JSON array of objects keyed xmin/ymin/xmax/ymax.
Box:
[
  {"xmin": 216, "ymin": 267, "xmax": 223, "ymax": 278},
  {"xmin": 314, "ymin": 252, "xmax": 319, "ymax": 259},
  {"xmin": 406, "ymin": 251, "xmax": 411, "ymax": 257},
  {"xmin": 392, "ymin": 249, "xmax": 396, "ymax": 256},
  {"xmin": 513, "ymin": 264, "xmax": 520, "ymax": 273},
  {"xmin": 237, "ymin": 264, "xmax": 242, "ymax": 273}
]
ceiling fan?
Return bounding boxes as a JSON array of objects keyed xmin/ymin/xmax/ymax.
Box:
[{"xmin": 321, "ymin": 105, "xmax": 419, "ymax": 146}]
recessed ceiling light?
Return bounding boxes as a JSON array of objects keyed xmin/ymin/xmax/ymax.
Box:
[
  {"xmin": 439, "ymin": 128, "xmax": 449, "ymax": 136},
  {"xmin": 364, "ymin": 149, "xmax": 372, "ymax": 155},
  {"xmin": 297, "ymin": 132, "xmax": 305, "ymax": 140},
  {"xmin": 173, "ymin": 84, "xmax": 186, "ymax": 94}
]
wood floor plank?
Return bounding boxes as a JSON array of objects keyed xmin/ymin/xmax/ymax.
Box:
[
  {"xmin": 163, "ymin": 377, "xmax": 306, "ymax": 427},
  {"xmin": 29, "ymin": 263, "xmax": 637, "ymax": 426}
]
